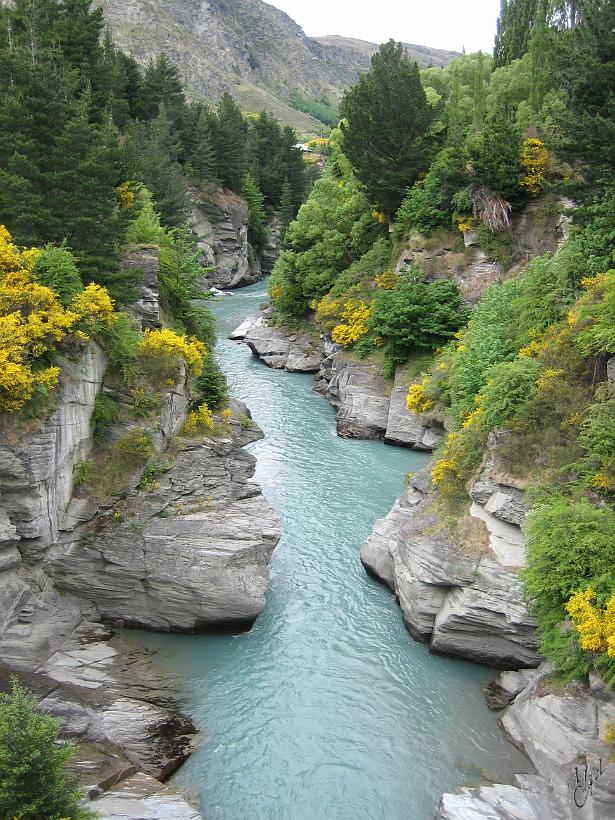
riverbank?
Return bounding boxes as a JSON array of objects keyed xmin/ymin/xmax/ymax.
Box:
[
  {"xmin": 232, "ymin": 288, "xmax": 615, "ymax": 819},
  {"xmin": 133, "ymin": 282, "xmax": 532, "ymax": 820}
]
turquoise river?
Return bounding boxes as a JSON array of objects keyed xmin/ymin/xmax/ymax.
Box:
[{"xmin": 136, "ymin": 281, "xmax": 530, "ymax": 820}]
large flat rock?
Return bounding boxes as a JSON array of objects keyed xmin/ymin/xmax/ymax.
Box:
[
  {"xmin": 360, "ymin": 468, "xmax": 540, "ymax": 668},
  {"xmin": 53, "ymin": 435, "xmax": 282, "ymax": 631}
]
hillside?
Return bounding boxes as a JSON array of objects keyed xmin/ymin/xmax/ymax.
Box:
[{"xmin": 98, "ymin": 0, "xmax": 458, "ymax": 134}]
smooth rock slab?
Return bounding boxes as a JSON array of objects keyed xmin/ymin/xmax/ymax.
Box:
[
  {"xmin": 234, "ymin": 317, "xmax": 321, "ymax": 372},
  {"xmin": 384, "ymin": 373, "xmax": 444, "ymax": 450},
  {"xmin": 53, "ymin": 437, "xmax": 282, "ymax": 631},
  {"xmin": 91, "ymin": 771, "xmax": 203, "ymax": 820}
]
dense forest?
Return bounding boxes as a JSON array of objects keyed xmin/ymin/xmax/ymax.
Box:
[
  {"xmin": 270, "ymin": 0, "xmax": 615, "ymax": 684},
  {"xmin": 0, "ymin": 0, "xmax": 308, "ymax": 419}
]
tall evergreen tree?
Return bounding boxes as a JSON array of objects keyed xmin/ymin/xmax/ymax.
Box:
[
  {"xmin": 242, "ymin": 172, "xmax": 268, "ymax": 251},
  {"xmin": 340, "ymin": 40, "xmax": 437, "ymax": 217},
  {"xmin": 213, "ymin": 92, "xmax": 248, "ymax": 191}
]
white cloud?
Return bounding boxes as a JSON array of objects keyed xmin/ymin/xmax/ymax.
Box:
[{"xmin": 264, "ymin": 0, "xmax": 501, "ymax": 54}]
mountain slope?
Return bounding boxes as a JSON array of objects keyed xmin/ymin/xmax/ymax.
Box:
[{"xmin": 98, "ymin": 0, "xmax": 458, "ymax": 134}]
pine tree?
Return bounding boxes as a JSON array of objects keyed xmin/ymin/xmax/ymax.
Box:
[
  {"xmin": 279, "ymin": 178, "xmax": 295, "ymax": 239},
  {"xmin": 191, "ymin": 106, "xmax": 218, "ymax": 183},
  {"xmin": 472, "ymin": 51, "xmax": 487, "ymax": 130},
  {"xmin": 242, "ymin": 172, "xmax": 268, "ymax": 251},
  {"xmin": 0, "ymin": 678, "xmax": 94, "ymax": 820},
  {"xmin": 340, "ymin": 40, "xmax": 437, "ymax": 217},
  {"xmin": 213, "ymin": 92, "xmax": 248, "ymax": 191}
]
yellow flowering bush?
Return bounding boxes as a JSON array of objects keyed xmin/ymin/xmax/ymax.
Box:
[
  {"xmin": 375, "ymin": 270, "xmax": 399, "ymax": 290},
  {"xmin": 566, "ymin": 588, "xmax": 615, "ymax": 657},
  {"xmin": 184, "ymin": 402, "xmax": 215, "ymax": 436},
  {"xmin": 521, "ymin": 138, "xmax": 549, "ymax": 195},
  {"xmin": 406, "ymin": 378, "xmax": 433, "ymax": 413},
  {"xmin": 0, "ymin": 226, "xmax": 77, "ymax": 412},
  {"xmin": 574, "ymin": 270, "xmax": 615, "ymax": 355},
  {"xmin": 116, "ymin": 181, "xmax": 136, "ymax": 209},
  {"xmin": 71, "ymin": 283, "xmax": 115, "ymax": 333},
  {"xmin": 331, "ymin": 301, "xmax": 373, "ymax": 347},
  {"xmin": 139, "ymin": 328, "xmax": 206, "ymax": 378},
  {"xmin": 456, "ymin": 216, "xmax": 475, "ymax": 233},
  {"xmin": 371, "ymin": 208, "xmax": 387, "ymax": 225}
]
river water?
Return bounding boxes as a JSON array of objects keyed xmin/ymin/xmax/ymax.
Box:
[{"xmin": 136, "ymin": 282, "xmax": 530, "ymax": 819}]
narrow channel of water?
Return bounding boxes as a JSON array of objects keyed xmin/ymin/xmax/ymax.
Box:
[{"xmin": 136, "ymin": 281, "xmax": 530, "ymax": 819}]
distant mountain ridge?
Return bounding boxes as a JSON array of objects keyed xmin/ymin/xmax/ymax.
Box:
[{"xmin": 98, "ymin": 0, "xmax": 459, "ymax": 135}]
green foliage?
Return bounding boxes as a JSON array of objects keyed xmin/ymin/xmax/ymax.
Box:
[
  {"xmin": 340, "ymin": 40, "xmax": 438, "ymax": 217},
  {"xmin": 194, "ymin": 354, "xmax": 228, "ymax": 410},
  {"xmin": 91, "ymin": 391, "xmax": 119, "ymax": 445},
  {"xmin": 158, "ymin": 226, "xmax": 216, "ymax": 347},
  {"xmin": 479, "ymin": 357, "xmax": 542, "ymax": 429},
  {"xmin": 214, "ymin": 92, "xmax": 248, "ymax": 191},
  {"xmin": 0, "ymin": 676, "xmax": 94, "ymax": 820},
  {"xmin": 470, "ymin": 108, "xmax": 524, "ymax": 202},
  {"xmin": 446, "ymin": 279, "xmax": 521, "ymax": 424},
  {"xmin": 524, "ymin": 498, "xmax": 615, "ymax": 679},
  {"xmin": 368, "ymin": 271, "xmax": 468, "ymax": 376},
  {"xmin": 242, "ymin": 172, "xmax": 268, "ymax": 252},
  {"xmin": 289, "ymin": 92, "xmax": 339, "ymax": 127},
  {"xmin": 34, "ymin": 243, "xmax": 83, "ymax": 307},
  {"xmin": 126, "ymin": 187, "xmax": 163, "ymax": 244},
  {"xmin": 328, "ymin": 238, "xmax": 393, "ymax": 297},
  {"xmin": 477, "ymin": 225, "xmax": 514, "ymax": 270},
  {"xmin": 394, "ymin": 147, "xmax": 467, "ymax": 237},
  {"xmin": 269, "ymin": 131, "xmax": 380, "ymax": 318},
  {"xmin": 99, "ymin": 312, "xmax": 141, "ymax": 384}
]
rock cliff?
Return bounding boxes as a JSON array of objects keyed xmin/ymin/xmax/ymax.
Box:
[
  {"xmin": 191, "ymin": 187, "xmax": 262, "ymax": 289},
  {"xmin": 53, "ymin": 420, "xmax": 282, "ymax": 631},
  {"xmin": 0, "ymin": 313, "xmax": 280, "ymax": 815},
  {"xmin": 360, "ymin": 466, "xmax": 541, "ymax": 668},
  {"xmin": 439, "ymin": 664, "xmax": 615, "ymax": 819}
]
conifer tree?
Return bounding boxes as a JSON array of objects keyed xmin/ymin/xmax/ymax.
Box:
[
  {"xmin": 279, "ymin": 178, "xmax": 295, "ymax": 239},
  {"xmin": 191, "ymin": 106, "xmax": 219, "ymax": 183},
  {"xmin": 242, "ymin": 172, "xmax": 268, "ymax": 251},
  {"xmin": 340, "ymin": 40, "xmax": 437, "ymax": 217},
  {"xmin": 213, "ymin": 92, "xmax": 248, "ymax": 191}
]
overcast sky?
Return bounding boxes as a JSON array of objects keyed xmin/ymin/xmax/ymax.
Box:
[{"xmin": 265, "ymin": 0, "xmax": 502, "ymax": 54}]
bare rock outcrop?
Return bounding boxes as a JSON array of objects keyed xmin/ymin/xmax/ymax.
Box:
[
  {"xmin": 191, "ymin": 187, "xmax": 261, "ymax": 289},
  {"xmin": 439, "ymin": 665, "xmax": 615, "ymax": 819},
  {"xmin": 53, "ymin": 422, "xmax": 282, "ymax": 631},
  {"xmin": 360, "ymin": 467, "xmax": 541, "ymax": 668},
  {"xmin": 231, "ymin": 313, "xmax": 321, "ymax": 372},
  {"xmin": 123, "ymin": 245, "xmax": 161, "ymax": 330}
]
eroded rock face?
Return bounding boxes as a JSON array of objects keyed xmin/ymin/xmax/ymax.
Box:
[
  {"xmin": 360, "ymin": 467, "xmax": 540, "ymax": 668},
  {"xmin": 123, "ymin": 245, "xmax": 161, "ymax": 330},
  {"xmin": 440, "ymin": 665, "xmax": 615, "ymax": 819},
  {"xmin": 191, "ymin": 187, "xmax": 261, "ymax": 289},
  {"xmin": 232, "ymin": 313, "xmax": 321, "ymax": 372},
  {"xmin": 384, "ymin": 372, "xmax": 445, "ymax": 450},
  {"xmin": 53, "ymin": 427, "xmax": 282, "ymax": 631},
  {"xmin": 0, "ymin": 346, "xmax": 106, "ymax": 635}
]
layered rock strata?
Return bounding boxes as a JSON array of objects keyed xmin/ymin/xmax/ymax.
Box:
[
  {"xmin": 53, "ymin": 420, "xmax": 282, "ymax": 631},
  {"xmin": 360, "ymin": 467, "xmax": 540, "ymax": 668},
  {"xmin": 230, "ymin": 312, "xmax": 321, "ymax": 372},
  {"xmin": 439, "ymin": 664, "xmax": 615, "ymax": 819},
  {"xmin": 191, "ymin": 187, "xmax": 261, "ymax": 289}
]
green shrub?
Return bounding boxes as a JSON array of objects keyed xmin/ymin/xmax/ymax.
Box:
[
  {"xmin": 194, "ymin": 354, "xmax": 227, "ymax": 410},
  {"xmin": 115, "ymin": 429, "xmax": 154, "ymax": 463},
  {"xmin": 394, "ymin": 148, "xmax": 467, "ymax": 238},
  {"xmin": 90, "ymin": 392, "xmax": 119, "ymax": 445},
  {"xmin": 477, "ymin": 224, "xmax": 514, "ymax": 270},
  {"xmin": 445, "ymin": 278, "xmax": 521, "ymax": 424},
  {"xmin": 99, "ymin": 313, "xmax": 141, "ymax": 384},
  {"xmin": 126, "ymin": 187, "xmax": 163, "ymax": 244},
  {"xmin": 0, "ymin": 677, "xmax": 94, "ymax": 820},
  {"xmin": 524, "ymin": 498, "xmax": 615, "ymax": 680},
  {"xmin": 369, "ymin": 272, "xmax": 468, "ymax": 377},
  {"xmin": 74, "ymin": 460, "xmax": 94, "ymax": 488},
  {"xmin": 479, "ymin": 357, "xmax": 541, "ymax": 430},
  {"xmin": 34, "ymin": 243, "xmax": 83, "ymax": 307}
]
